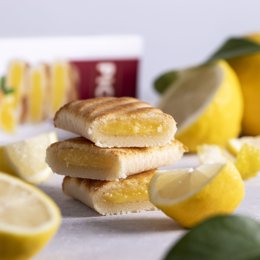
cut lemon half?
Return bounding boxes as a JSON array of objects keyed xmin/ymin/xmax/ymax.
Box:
[
  {"xmin": 0, "ymin": 172, "xmax": 61, "ymax": 259},
  {"xmin": 148, "ymin": 163, "xmax": 244, "ymax": 228},
  {"xmin": 158, "ymin": 60, "xmax": 243, "ymax": 152},
  {"xmin": 0, "ymin": 132, "xmax": 57, "ymax": 184}
]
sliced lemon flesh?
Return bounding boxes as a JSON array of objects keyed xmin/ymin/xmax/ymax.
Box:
[
  {"xmin": 149, "ymin": 163, "xmax": 244, "ymax": 228},
  {"xmin": 0, "ymin": 172, "xmax": 60, "ymax": 259},
  {"xmin": 235, "ymin": 144, "xmax": 260, "ymax": 180},
  {"xmin": 158, "ymin": 61, "xmax": 243, "ymax": 152},
  {"xmin": 199, "ymin": 138, "xmax": 260, "ymax": 180},
  {"xmin": 197, "ymin": 144, "xmax": 235, "ymax": 164},
  {"xmin": 228, "ymin": 136, "xmax": 260, "ymax": 155},
  {"xmin": 0, "ymin": 132, "xmax": 57, "ymax": 184}
]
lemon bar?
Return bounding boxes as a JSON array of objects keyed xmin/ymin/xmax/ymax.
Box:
[
  {"xmin": 54, "ymin": 97, "xmax": 177, "ymax": 148},
  {"xmin": 46, "ymin": 137, "xmax": 185, "ymax": 180},
  {"xmin": 62, "ymin": 170, "xmax": 157, "ymax": 215}
]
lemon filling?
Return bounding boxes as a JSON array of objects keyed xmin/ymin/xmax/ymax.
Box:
[
  {"xmin": 100, "ymin": 119, "xmax": 165, "ymax": 136},
  {"xmin": 102, "ymin": 175, "xmax": 152, "ymax": 204},
  {"xmin": 58, "ymin": 149, "xmax": 114, "ymax": 169}
]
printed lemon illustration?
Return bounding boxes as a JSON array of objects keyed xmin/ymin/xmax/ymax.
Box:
[
  {"xmin": 0, "ymin": 172, "xmax": 61, "ymax": 259},
  {"xmin": 148, "ymin": 163, "xmax": 244, "ymax": 228},
  {"xmin": 0, "ymin": 132, "xmax": 57, "ymax": 184},
  {"xmin": 158, "ymin": 60, "xmax": 243, "ymax": 152},
  {"xmin": 28, "ymin": 65, "xmax": 48, "ymax": 122},
  {"xmin": 0, "ymin": 94, "xmax": 16, "ymax": 133},
  {"xmin": 228, "ymin": 34, "xmax": 260, "ymax": 135}
]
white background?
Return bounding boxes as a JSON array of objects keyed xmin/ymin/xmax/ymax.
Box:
[{"xmin": 0, "ymin": 0, "xmax": 260, "ymax": 104}]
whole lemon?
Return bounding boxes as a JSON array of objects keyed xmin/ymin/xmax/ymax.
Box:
[{"xmin": 228, "ymin": 34, "xmax": 260, "ymax": 135}]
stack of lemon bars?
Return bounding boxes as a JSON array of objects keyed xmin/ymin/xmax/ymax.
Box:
[{"xmin": 46, "ymin": 97, "xmax": 185, "ymax": 215}]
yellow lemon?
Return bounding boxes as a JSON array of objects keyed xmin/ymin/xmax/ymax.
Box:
[
  {"xmin": 158, "ymin": 60, "xmax": 243, "ymax": 152},
  {"xmin": 235, "ymin": 144, "xmax": 260, "ymax": 180},
  {"xmin": 197, "ymin": 144, "xmax": 235, "ymax": 164},
  {"xmin": 0, "ymin": 132, "xmax": 57, "ymax": 184},
  {"xmin": 228, "ymin": 34, "xmax": 260, "ymax": 135},
  {"xmin": 0, "ymin": 172, "xmax": 61, "ymax": 260},
  {"xmin": 198, "ymin": 138, "xmax": 260, "ymax": 180},
  {"xmin": 228, "ymin": 136, "xmax": 260, "ymax": 180},
  {"xmin": 148, "ymin": 163, "xmax": 244, "ymax": 228},
  {"xmin": 227, "ymin": 136, "xmax": 260, "ymax": 155}
]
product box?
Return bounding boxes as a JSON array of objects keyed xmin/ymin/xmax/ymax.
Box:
[{"xmin": 0, "ymin": 36, "xmax": 143, "ymax": 137}]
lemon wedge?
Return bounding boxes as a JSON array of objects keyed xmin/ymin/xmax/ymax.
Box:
[
  {"xmin": 0, "ymin": 132, "xmax": 57, "ymax": 184},
  {"xmin": 0, "ymin": 172, "xmax": 61, "ymax": 259},
  {"xmin": 235, "ymin": 144, "xmax": 260, "ymax": 180},
  {"xmin": 227, "ymin": 136, "xmax": 260, "ymax": 155},
  {"xmin": 148, "ymin": 163, "xmax": 244, "ymax": 228},
  {"xmin": 198, "ymin": 141, "xmax": 260, "ymax": 180},
  {"xmin": 197, "ymin": 144, "xmax": 235, "ymax": 164},
  {"xmin": 158, "ymin": 60, "xmax": 243, "ymax": 152},
  {"xmin": 227, "ymin": 137, "xmax": 260, "ymax": 179}
]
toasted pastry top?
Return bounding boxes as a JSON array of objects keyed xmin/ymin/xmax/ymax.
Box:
[{"xmin": 54, "ymin": 97, "xmax": 177, "ymax": 148}]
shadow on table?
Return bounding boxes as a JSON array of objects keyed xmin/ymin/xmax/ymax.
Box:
[
  {"xmin": 40, "ymin": 185, "xmax": 100, "ymax": 218},
  {"xmin": 81, "ymin": 214, "xmax": 182, "ymax": 233}
]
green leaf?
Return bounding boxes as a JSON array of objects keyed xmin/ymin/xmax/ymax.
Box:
[
  {"xmin": 164, "ymin": 215, "xmax": 260, "ymax": 260},
  {"xmin": 0, "ymin": 76, "xmax": 14, "ymax": 95},
  {"xmin": 207, "ymin": 37, "xmax": 260, "ymax": 62},
  {"xmin": 154, "ymin": 70, "xmax": 179, "ymax": 94}
]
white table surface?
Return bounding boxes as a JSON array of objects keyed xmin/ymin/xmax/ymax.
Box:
[{"xmin": 35, "ymin": 154, "xmax": 260, "ymax": 260}]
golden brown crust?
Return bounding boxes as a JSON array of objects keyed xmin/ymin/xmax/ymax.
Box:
[
  {"xmin": 68, "ymin": 169, "xmax": 156, "ymax": 192},
  {"xmin": 46, "ymin": 137, "xmax": 184, "ymax": 180},
  {"xmin": 54, "ymin": 97, "xmax": 160, "ymax": 124},
  {"xmin": 53, "ymin": 97, "xmax": 177, "ymax": 148},
  {"xmin": 48, "ymin": 137, "xmax": 181, "ymax": 157},
  {"xmin": 62, "ymin": 170, "xmax": 157, "ymax": 215}
]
